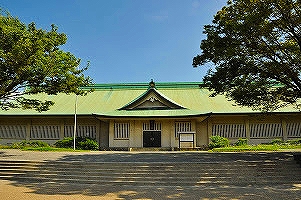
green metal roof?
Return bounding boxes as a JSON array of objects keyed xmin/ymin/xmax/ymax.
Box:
[
  {"xmin": 85, "ymin": 82, "xmax": 205, "ymax": 90},
  {"xmin": 0, "ymin": 82, "xmax": 298, "ymax": 117}
]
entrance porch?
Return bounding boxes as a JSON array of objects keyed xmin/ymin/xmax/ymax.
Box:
[{"xmin": 108, "ymin": 119, "xmax": 198, "ymax": 149}]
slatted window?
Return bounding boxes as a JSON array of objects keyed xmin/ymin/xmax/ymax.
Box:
[
  {"xmin": 114, "ymin": 123, "xmax": 130, "ymax": 139},
  {"xmin": 287, "ymin": 123, "xmax": 301, "ymax": 138},
  {"xmin": 64, "ymin": 125, "xmax": 96, "ymax": 138},
  {"xmin": 142, "ymin": 122, "xmax": 161, "ymax": 131},
  {"xmin": 212, "ymin": 124, "xmax": 246, "ymax": 138},
  {"xmin": 30, "ymin": 125, "xmax": 60, "ymax": 139},
  {"xmin": 250, "ymin": 123, "xmax": 283, "ymax": 138},
  {"xmin": 0, "ymin": 125, "xmax": 26, "ymax": 139},
  {"xmin": 175, "ymin": 122, "xmax": 192, "ymax": 138}
]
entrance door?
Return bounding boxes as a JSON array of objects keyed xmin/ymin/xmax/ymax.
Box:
[{"xmin": 143, "ymin": 131, "xmax": 161, "ymax": 147}]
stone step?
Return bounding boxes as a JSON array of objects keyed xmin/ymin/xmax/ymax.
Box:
[
  {"xmin": 0, "ymin": 160, "xmax": 298, "ymax": 167},
  {"xmin": 1, "ymin": 167, "xmax": 299, "ymax": 176},
  {"xmin": 294, "ymin": 153, "xmax": 301, "ymax": 167},
  {"xmin": 0, "ymin": 160, "xmax": 299, "ymax": 173},
  {"xmin": 1, "ymin": 174, "xmax": 299, "ymax": 187},
  {"xmin": 0, "ymin": 168, "xmax": 299, "ymax": 182},
  {"xmin": 1, "ymin": 165, "xmax": 300, "ymax": 175},
  {"xmin": 1, "ymin": 157, "xmax": 300, "ymax": 187},
  {"xmin": 129, "ymin": 147, "xmax": 173, "ymax": 151},
  {"xmin": 1, "ymin": 167, "xmax": 299, "ymax": 173},
  {"xmin": 0, "ymin": 167, "xmax": 299, "ymax": 177},
  {"xmin": 12, "ymin": 172, "xmax": 301, "ymax": 180}
]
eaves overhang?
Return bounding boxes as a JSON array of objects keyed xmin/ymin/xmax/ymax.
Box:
[
  {"xmin": 0, "ymin": 113, "xmax": 94, "ymax": 117},
  {"xmin": 92, "ymin": 109, "xmax": 203, "ymax": 118}
]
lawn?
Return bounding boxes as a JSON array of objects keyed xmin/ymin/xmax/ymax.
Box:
[
  {"xmin": 211, "ymin": 144, "xmax": 301, "ymax": 152},
  {"xmin": 1, "ymin": 137, "xmax": 301, "ymax": 152},
  {"xmin": 0, "ymin": 145, "xmax": 91, "ymax": 152}
]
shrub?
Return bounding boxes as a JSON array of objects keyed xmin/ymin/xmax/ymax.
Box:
[
  {"xmin": 76, "ymin": 137, "xmax": 99, "ymax": 150},
  {"xmin": 287, "ymin": 138, "xmax": 301, "ymax": 145},
  {"xmin": 208, "ymin": 135, "xmax": 230, "ymax": 149},
  {"xmin": 12, "ymin": 140, "xmax": 50, "ymax": 149},
  {"xmin": 269, "ymin": 138, "xmax": 284, "ymax": 145},
  {"xmin": 54, "ymin": 137, "xmax": 99, "ymax": 150},
  {"xmin": 235, "ymin": 138, "xmax": 248, "ymax": 146},
  {"xmin": 54, "ymin": 137, "xmax": 73, "ymax": 148}
]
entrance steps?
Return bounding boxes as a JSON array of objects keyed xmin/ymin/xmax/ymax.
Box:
[
  {"xmin": 129, "ymin": 147, "xmax": 173, "ymax": 151},
  {"xmin": 0, "ymin": 153, "xmax": 300, "ymax": 187},
  {"xmin": 129, "ymin": 147, "xmax": 204, "ymax": 151}
]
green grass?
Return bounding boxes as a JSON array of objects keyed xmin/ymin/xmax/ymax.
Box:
[
  {"xmin": 0, "ymin": 145, "xmax": 92, "ymax": 152},
  {"xmin": 0, "ymin": 145, "xmax": 12, "ymax": 149},
  {"xmin": 0, "ymin": 138, "xmax": 99, "ymax": 152},
  {"xmin": 1, "ymin": 138, "xmax": 301, "ymax": 152},
  {"xmin": 211, "ymin": 144, "xmax": 301, "ymax": 152},
  {"xmin": 20, "ymin": 147, "xmax": 90, "ymax": 152},
  {"xmin": 2, "ymin": 144, "xmax": 300, "ymax": 152}
]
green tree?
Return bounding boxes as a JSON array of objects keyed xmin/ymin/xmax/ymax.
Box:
[
  {"xmin": 0, "ymin": 11, "xmax": 92, "ymax": 111},
  {"xmin": 193, "ymin": 0, "xmax": 301, "ymax": 111}
]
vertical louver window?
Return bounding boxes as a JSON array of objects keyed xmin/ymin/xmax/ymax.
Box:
[
  {"xmin": 30, "ymin": 125, "xmax": 60, "ymax": 139},
  {"xmin": 64, "ymin": 125, "xmax": 96, "ymax": 138},
  {"xmin": 175, "ymin": 122, "xmax": 192, "ymax": 138},
  {"xmin": 142, "ymin": 122, "xmax": 161, "ymax": 131},
  {"xmin": 250, "ymin": 123, "xmax": 283, "ymax": 138},
  {"xmin": 0, "ymin": 125, "xmax": 26, "ymax": 139},
  {"xmin": 287, "ymin": 123, "xmax": 301, "ymax": 138},
  {"xmin": 114, "ymin": 123, "xmax": 130, "ymax": 139},
  {"xmin": 212, "ymin": 124, "xmax": 246, "ymax": 138}
]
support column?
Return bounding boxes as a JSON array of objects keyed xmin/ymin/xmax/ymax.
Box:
[
  {"xmin": 95, "ymin": 121, "xmax": 100, "ymax": 147},
  {"xmin": 129, "ymin": 120, "xmax": 135, "ymax": 147},
  {"xmin": 207, "ymin": 119, "xmax": 212, "ymax": 144},
  {"xmin": 26, "ymin": 121, "xmax": 31, "ymax": 141},
  {"xmin": 192, "ymin": 120, "xmax": 197, "ymax": 148},
  {"xmin": 245, "ymin": 118, "xmax": 250, "ymax": 141},
  {"xmin": 109, "ymin": 120, "xmax": 114, "ymax": 147},
  {"xmin": 282, "ymin": 119, "xmax": 288, "ymax": 141},
  {"xmin": 170, "ymin": 120, "xmax": 175, "ymax": 148},
  {"xmin": 59, "ymin": 120, "xmax": 65, "ymax": 140}
]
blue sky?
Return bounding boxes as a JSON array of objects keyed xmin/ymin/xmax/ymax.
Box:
[{"xmin": 1, "ymin": 0, "xmax": 227, "ymax": 83}]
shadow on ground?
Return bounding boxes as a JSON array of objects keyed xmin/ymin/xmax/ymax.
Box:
[
  {"xmin": 1, "ymin": 151, "xmax": 301, "ymax": 200},
  {"xmin": 10, "ymin": 181, "xmax": 301, "ymax": 200}
]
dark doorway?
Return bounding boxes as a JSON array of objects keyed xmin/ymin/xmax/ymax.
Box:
[{"xmin": 143, "ymin": 131, "xmax": 161, "ymax": 147}]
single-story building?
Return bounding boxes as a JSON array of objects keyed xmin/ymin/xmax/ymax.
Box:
[{"xmin": 0, "ymin": 80, "xmax": 300, "ymax": 149}]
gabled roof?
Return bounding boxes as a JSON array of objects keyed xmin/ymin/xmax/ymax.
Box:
[
  {"xmin": 119, "ymin": 84, "xmax": 185, "ymax": 110},
  {"xmin": 0, "ymin": 81, "xmax": 298, "ymax": 117}
]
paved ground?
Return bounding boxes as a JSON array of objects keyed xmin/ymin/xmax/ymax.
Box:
[
  {"xmin": 0, "ymin": 149, "xmax": 300, "ymax": 200},
  {"xmin": 1, "ymin": 148, "xmax": 300, "ymax": 162}
]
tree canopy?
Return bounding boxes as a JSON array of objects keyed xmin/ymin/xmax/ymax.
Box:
[
  {"xmin": 193, "ymin": 0, "xmax": 301, "ymax": 111},
  {"xmin": 0, "ymin": 12, "xmax": 92, "ymax": 111}
]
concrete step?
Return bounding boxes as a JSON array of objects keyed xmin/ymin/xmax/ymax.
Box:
[
  {"xmin": 1, "ymin": 172, "xmax": 298, "ymax": 179},
  {"xmin": 0, "ymin": 159, "xmax": 299, "ymax": 167},
  {"xmin": 129, "ymin": 147, "xmax": 173, "ymax": 151},
  {"xmin": 1, "ymin": 167, "xmax": 300, "ymax": 175},
  {"xmin": 0, "ymin": 160, "xmax": 300, "ymax": 173},
  {"xmin": 1, "ymin": 174, "xmax": 300, "ymax": 186},
  {"xmin": 1, "ymin": 163, "xmax": 300, "ymax": 175},
  {"xmin": 2, "ymin": 164, "xmax": 298, "ymax": 174},
  {"xmin": 1, "ymin": 156, "xmax": 300, "ymax": 187}
]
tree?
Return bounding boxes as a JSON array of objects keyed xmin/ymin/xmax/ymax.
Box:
[
  {"xmin": 193, "ymin": 0, "xmax": 301, "ymax": 111},
  {"xmin": 0, "ymin": 12, "xmax": 93, "ymax": 111}
]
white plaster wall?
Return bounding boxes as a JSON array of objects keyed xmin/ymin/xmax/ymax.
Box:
[
  {"xmin": 161, "ymin": 120, "xmax": 171, "ymax": 148},
  {"xmin": 130, "ymin": 120, "xmax": 142, "ymax": 147}
]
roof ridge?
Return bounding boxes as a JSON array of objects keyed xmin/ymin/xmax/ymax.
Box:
[{"xmin": 83, "ymin": 82, "xmax": 205, "ymax": 90}]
